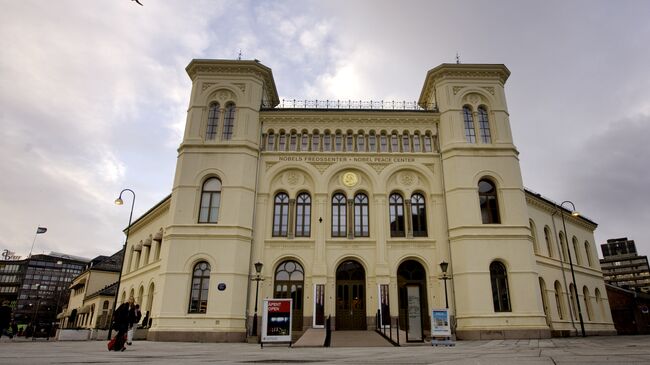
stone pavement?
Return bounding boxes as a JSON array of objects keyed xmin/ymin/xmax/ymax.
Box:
[{"xmin": 1, "ymin": 335, "xmax": 650, "ymax": 364}]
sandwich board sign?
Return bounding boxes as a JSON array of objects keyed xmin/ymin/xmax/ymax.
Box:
[{"xmin": 261, "ymin": 298, "xmax": 292, "ymax": 346}]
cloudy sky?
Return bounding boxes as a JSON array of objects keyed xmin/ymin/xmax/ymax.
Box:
[{"xmin": 1, "ymin": 0, "xmax": 649, "ymax": 260}]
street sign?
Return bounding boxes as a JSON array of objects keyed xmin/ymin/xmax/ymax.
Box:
[{"xmin": 261, "ymin": 298, "xmax": 292, "ymax": 346}]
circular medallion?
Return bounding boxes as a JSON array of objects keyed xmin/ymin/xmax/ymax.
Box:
[{"xmin": 342, "ymin": 172, "xmax": 359, "ymax": 187}]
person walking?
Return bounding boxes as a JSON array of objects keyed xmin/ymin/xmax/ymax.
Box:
[
  {"xmin": 111, "ymin": 297, "xmax": 133, "ymax": 351},
  {"xmin": 126, "ymin": 303, "xmax": 141, "ymax": 345},
  {"xmin": 0, "ymin": 300, "xmax": 13, "ymax": 339}
]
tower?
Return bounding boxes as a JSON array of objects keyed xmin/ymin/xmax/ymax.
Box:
[
  {"xmin": 148, "ymin": 60, "xmax": 278, "ymax": 341},
  {"xmin": 419, "ymin": 64, "xmax": 549, "ymax": 339}
]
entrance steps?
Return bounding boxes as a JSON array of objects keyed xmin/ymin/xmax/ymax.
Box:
[
  {"xmin": 330, "ymin": 330, "xmax": 394, "ymax": 347},
  {"xmin": 293, "ymin": 328, "xmax": 326, "ymax": 347}
]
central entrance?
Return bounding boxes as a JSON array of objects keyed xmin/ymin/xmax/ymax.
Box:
[{"xmin": 336, "ymin": 260, "xmax": 366, "ymax": 330}]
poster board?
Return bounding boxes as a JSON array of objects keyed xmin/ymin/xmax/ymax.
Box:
[
  {"xmin": 261, "ymin": 298, "xmax": 292, "ymax": 345},
  {"xmin": 431, "ymin": 308, "xmax": 451, "ymax": 337}
]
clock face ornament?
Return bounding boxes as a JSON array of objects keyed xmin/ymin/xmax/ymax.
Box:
[{"xmin": 342, "ymin": 172, "xmax": 358, "ymax": 187}]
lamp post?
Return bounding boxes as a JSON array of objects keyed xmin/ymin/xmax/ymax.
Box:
[
  {"xmin": 558, "ymin": 200, "xmax": 586, "ymax": 337},
  {"xmin": 53, "ymin": 261, "xmax": 63, "ymax": 330},
  {"xmin": 108, "ymin": 188, "xmax": 135, "ymax": 340},
  {"xmin": 250, "ymin": 262, "xmax": 264, "ymax": 337},
  {"xmin": 31, "ymin": 284, "xmax": 41, "ymax": 337},
  {"xmin": 439, "ymin": 261, "xmax": 451, "ymax": 309}
]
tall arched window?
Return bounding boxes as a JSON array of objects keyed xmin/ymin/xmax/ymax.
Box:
[
  {"xmin": 335, "ymin": 132, "xmax": 343, "ymax": 151},
  {"xmin": 595, "ymin": 288, "xmax": 603, "ymax": 320},
  {"xmin": 221, "ymin": 102, "xmax": 235, "ymax": 140},
  {"xmin": 312, "ymin": 132, "xmax": 321, "ymax": 152},
  {"xmin": 585, "ymin": 241, "xmax": 593, "ymax": 267},
  {"xmin": 402, "ymin": 134, "xmax": 410, "ymax": 152},
  {"xmin": 559, "ymin": 232, "xmax": 567, "ymax": 262},
  {"xmin": 289, "ymin": 132, "xmax": 297, "ymax": 151},
  {"xmin": 569, "ymin": 284, "xmax": 578, "ymax": 319},
  {"xmin": 266, "ymin": 132, "xmax": 275, "ymax": 151},
  {"xmin": 206, "ymin": 102, "xmax": 220, "ymax": 140},
  {"xmin": 490, "ymin": 261, "xmax": 511, "ymax": 312},
  {"xmin": 478, "ymin": 179, "xmax": 500, "ymax": 224},
  {"xmin": 554, "ymin": 281, "xmax": 564, "ymax": 319},
  {"xmin": 273, "ymin": 193, "xmax": 289, "ymax": 237},
  {"xmin": 544, "ymin": 226, "xmax": 554, "ymax": 257},
  {"xmin": 357, "ymin": 134, "xmax": 365, "ymax": 152},
  {"xmin": 380, "ymin": 133, "xmax": 388, "ymax": 152},
  {"xmin": 332, "ymin": 193, "xmax": 347, "ymax": 237},
  {"xmin": 346, "ymin": 132, "xmax": 354, "ymax": 151},
  {"xmin": 583, "ymin": 286, "xmax": 592, "ymax": 321},
  {"xmin": 530, "ymin": 219, "xmax": 539, "ymax": 254},
  {"xmin": 411, "ymin": 193, "xmax": 427, "ymax": 237},
  {"xmin": 572, "ymin": 236, "xmax": 582, "ymax": 265},
  {"xmin": 478, "ymin": 106, "xmax": 491, "ymax": 143},
  {"xmin": 390, "ymin": 133, "xmax": 399, "ymax": 152},
  {"xmin": 188, "ymin": 261, "xmax": 210, "ymax": 313},
  {"xmin": 274, "ymin": 260, "xmax": 304, "ymax": 330},
  {"xmin": 463, "ymin": 106, "xmax": 476, "ymax": 143},
  {"xmin": 413, "ymin": 134, "xmax": 421, "ymax": 152},
  {"xmin": 354, "ymin": 193, "xmax": 369, "ymax": 237},
  {"xmin": 278, "ymin": 132, "xmax": 287, "ymax": 151},
  {"xmin": 295, "ymin": 193, "xmax": 311, "ymax": 237},
  {"xmin": 323, "ymin": 132, "xmax": 331, "ymax": 151},
  {"xmin": 368, "ymin": 133, "xmax": 377, "ymax": 152},
  {"xmin": 198, "ymin": 177, "xmax": 221, "ymax": 223},
  {"xmin": 423, "ymin": 134, "xmax": 433, "ymax": 152},
  {"xmin": 300, "ymin": 133, "xmax": 309, "ymax": 151},
  {"xmin": 389, "ymin": 193, "xmax": 405, "ymax": 237}
]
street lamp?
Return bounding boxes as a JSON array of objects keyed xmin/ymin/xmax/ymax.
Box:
[
  {"xmin": 108, "ymin": 188, "xmax": 135, "ymax": 340},
  {"xmin": 558, "ymin": 200, "xmax": 586, "ymax": 337},
  {"xmin": 250, "ymin": 262, "xmax": 264, "ymax": 337},
  {"xmin": 439, "ymin": 261, "xmax": 451, "ymax": 309},
  {"xmin": 53, "ymin": 261, "xmax": 63, "ymax": 330}
]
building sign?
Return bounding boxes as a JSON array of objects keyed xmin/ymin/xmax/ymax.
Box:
[
  {"xmin": 1, "ymin": 249, "xmax": 21, "ymax": 260},
  {"xmin": 261, "ymin": 299, "xmax": 292, "ymax": 344},
  {"xmin": 431, "ymin": 308, "xmax": 451, "ymax": 337},
  {"xmin": 276, "ymin": 156, "xmax": 417, "ymax": 163}
]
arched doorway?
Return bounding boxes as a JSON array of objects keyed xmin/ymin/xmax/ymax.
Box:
[
  {"xmin": 274, "ymin": 260, "xmax": 304, "ymax": 331},
  {"xmin": 397, "ymin": 260, "xmax": 429, "ymax": 341},
  {"xmin": 336, "ymin": 260, "xmax": 366, "ymax": 330}
]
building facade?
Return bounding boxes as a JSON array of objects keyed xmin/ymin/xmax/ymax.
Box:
[
  {"xmin": 600, "ymin": 237, "xmax": 650, "ymax": 293},
  {"xmin": 117, "ymin": 59, "xmax": 615, "ymax": 342}
]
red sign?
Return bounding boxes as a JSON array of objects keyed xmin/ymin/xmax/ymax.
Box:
[{"xmin": 267, "ymin": 300, "xmax": 290, "ymax": 312}]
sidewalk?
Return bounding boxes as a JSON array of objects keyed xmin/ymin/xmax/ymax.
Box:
[{"xmin": 1, "ymin": 335, "xmax": 649, "ymax": 364}]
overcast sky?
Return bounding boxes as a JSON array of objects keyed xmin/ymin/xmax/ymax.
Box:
[{"xmin": 1, "ymin": 0, "xmax": 649, "ymax": 260}]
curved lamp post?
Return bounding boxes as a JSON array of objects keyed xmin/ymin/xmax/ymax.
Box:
[
  {"xmin": 108, "ymin": 188, "xmax": 135, "ymax": 340},
  {"xmin": 439, "ymin": 261, "xmax": 451, "ymax": 309},
  {"xmin": 558, "ymin": 200, "xmax": 586, "ymax": 337},
  {"xmin": 250, "ymin": 262, "xmax": 264, "ymax": 337}
]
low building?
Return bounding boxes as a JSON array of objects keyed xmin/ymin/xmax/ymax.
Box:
[
  {"xmin": 600, "ymin": 238, "xmax": 650, "ymax": 293},
  {"xmin": 605, "ymin": 284, "xmax": 650, "ymax": 335},
  {"xmin": 61, "ymin": 251, "xmax": 122, "ymax": 329}
]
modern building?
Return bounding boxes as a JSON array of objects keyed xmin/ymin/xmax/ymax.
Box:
[
  {"xmin": 115, "ymin": 59, "xmax": 615, "ymax": 342},
  {"xmin": 0, "ymin": 253, "xmax": 87, "ymax": 334},
  {"xmin": 600, "ymin": 237, "xmax": 650, "ymax": 293},
  {"xmin": 59, "ymin": 250, "xmax": 122, "ymax": 329}
]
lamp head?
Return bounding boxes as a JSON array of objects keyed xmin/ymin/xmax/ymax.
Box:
[
  {"xmin": 571, "ymin": 211, "xmax": 580, "ymax": 217},
  {"xmin": 440, "ymin": 261, "xmax": 449, "ymax": 274},
  {"xmin": 254, "ymin": 262, "xmax": 263, "ymax": 274},
  {"xmin": 114, "ymin": 197, "xmax": 124, "ymax": 205}
]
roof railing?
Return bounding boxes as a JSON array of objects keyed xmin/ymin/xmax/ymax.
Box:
[{"xmin": 262, "ymin": 99, "xmax": 437, "ymax": 111}]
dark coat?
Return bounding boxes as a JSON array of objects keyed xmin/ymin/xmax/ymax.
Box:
[{"xmin": 0, "ymin": 304, "xmax": 11, "ymax": 328}]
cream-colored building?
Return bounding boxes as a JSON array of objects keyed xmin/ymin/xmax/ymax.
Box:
[{"xmin": 116, "ymin": 59, "xmax": 615, "ymax": 342}]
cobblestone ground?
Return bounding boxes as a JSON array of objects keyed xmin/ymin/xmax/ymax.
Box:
[{"xmin": 1, "ymin": 335, "xmax": 649, "ymax": 364}]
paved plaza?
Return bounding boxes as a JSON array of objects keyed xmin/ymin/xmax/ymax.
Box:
[{"xmin": 1, "ymin": 335, "xmax": 649, "ymax": 364}]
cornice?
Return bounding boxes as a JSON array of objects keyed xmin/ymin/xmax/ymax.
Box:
[
  {"xmin": 186, "ymin": 59, "xmax": 279, "ymax": 106},
  {"xmin": 525, "ymin": 191, "xmax": 598, "ymax": 230},
  {"xmin": 260, "ymin": 112, "xmax": 438, "ymax": 130},
  {"xmin": 418, "ymin": 63, "xmax": 510, "ymax": 108}
]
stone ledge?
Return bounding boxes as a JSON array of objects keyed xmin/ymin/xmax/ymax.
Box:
[
  {"xmin": 457, "ymin": 328, "xmax": 551, "ymax": 340},
  {"xmin": 148, "ymin": 330, "xmax": 246, "ymax": 342}
]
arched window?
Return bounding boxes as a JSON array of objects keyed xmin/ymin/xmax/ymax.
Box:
[
  {"xmin": 583, "ymin": 286, "xmax": 592, "ymax": 321},
  {"xmin": 357, "ymin": 134, "xmax": 365, "ymax": 152},
  {"xmin": 278, "ymin": 132, "xmax": 287, "ymax": 151},
  {"xmin": 273, "ymin": 193, "xmax": 289, "ymax": 237},
  {"xmin": 585, "ymin": 241, "xmax": 593, "ymax": 267},
  {"xmin": 206, "ymin": 102, "xmax": 220, "ymax": 140},
  {"xmin": 569, "ymin": 283, "xmax": 578, "ymax": 319},
  {"xmin": 295, "ymin": 193, "xmax": 311, "ymax": 237},
  {"xmin": 198, "ymin": 177, "xmax": 221, "ymax": 223},
  {"xmin": 312, "ymin": 132, "xmax": 320, "ymax": 152},
  {"xmin": 289, "ymin": 132, "xmax": 297, "ymax": 151},
  {"xmin": 402, "ymin": 134, "xmax": 411, "ymax": 152},
  {"xmin": 380, "ymin": 133, "xmax": 388, "ymax": 152},
  {"xmin": 554, "ymin": 281, "xmax": 564, "ymax": 319},
  {"xmin": 559, "ymin": 232, "xmax": 567, "ymax": 262},
  {"xmin": 389, "ymin": 193, "xmax": 405, "ymax": 237},
  {"xmin": 323, "ymin": 132, "xmax": 331, "ymax": 151},
  {"xmin": 413, "ymin": 134, "xmax": 421, "ymax": 152},
  {"xmin": 530, "ymin": 219, "xmax": 539, "ymax": 254},
  {"xmin": 346, "ymin": 132, "xmax": 354, "ymax": 152},
  {"xmin": 478, "ymin": 179, "xmax": 500, "ymax": 224},
  {"xmin": 266, "ymin": 132, "xmax": 275, "ymax": 151},
  {"xmin": 595, "ymin": 288, "xmax": 603, "ymax": 320},
  {"xmin": 463, "ymin": 106, "xmax": 476, "ymax": 143},
  {"xmin": 221, "ymin": 103, "xmax": 235, "ymax": 140},
  {"xmin": 332, "ymin": 193, "xmax": 347, "ymax": 237},
  {"xmin": 300, "ymin": 133, "xmax": 309, "ymax": 151},
  {"xmin": 423, "ymin": 134, "xmax": 433, "ymax": 152},
  {"xmin": 544, "ymin": 226, "xmax": 554, "ymax": 257},
  {"xmin": 490, "ymin": 261, "xmax": 511, "ymax": 312},
  {"xmin": 572, "ymin": 236, "xmax": 582, "ymax": 265},
  {"xmin": 274, "ymin": 260, "xmax": 304, "ymax": 331},
  {"xmin": 188, "ymin": 261, "xmax": 210, "ymax": 313},
  {"xmin": 390, "ymin": 133, "xmax": 399, "ymax": 152},
  {"xmin": 368, "ymin": 133, "xmax": 376, "ymax": 152},
  {"xmin": 335, "ymin": 132, "xmax": 343, "ymax": 152},
  {"xmin": 354, "ymin": 193, "xmax": 369, "ymax": 237},
  {"xmin": 411, "ymin": 193, "xmax": 427, "ymax": 237},
  {"xmin": 478, "ymin": 106, "xmax": 491, "ymax": 143}
]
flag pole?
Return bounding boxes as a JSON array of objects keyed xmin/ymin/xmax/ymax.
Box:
[{"xmin": 28, "ymin": 230, "xmax": 38, "ymax": 258}]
